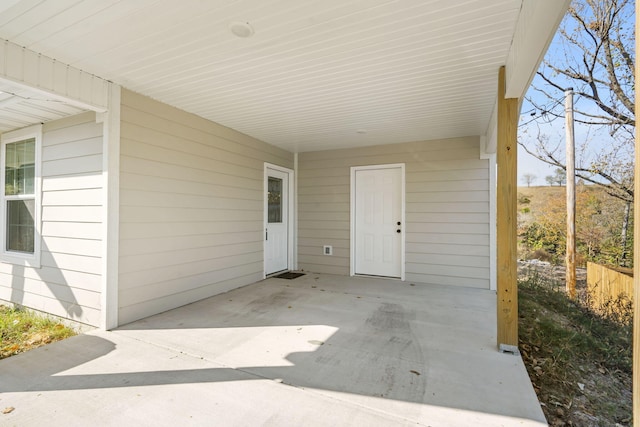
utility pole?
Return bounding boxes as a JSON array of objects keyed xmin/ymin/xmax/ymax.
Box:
[
  {"xmin": 621, "ymin": 201, "xmax": 631, "ymax": 267},
  {"xmin": 565, "ymin": 88, "xmax": 576, "ymax": 299}
]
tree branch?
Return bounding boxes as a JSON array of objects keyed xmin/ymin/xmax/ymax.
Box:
[{"xmin": 518, "ymin": 139, "xmax": 634, "ymax": 203}]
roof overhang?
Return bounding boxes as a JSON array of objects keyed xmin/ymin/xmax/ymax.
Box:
[
  {"xmin": 484, "ymin": 0, "xmax": 569, "ymax": 154},
  {"xmin": 0, "ymin": 39, "xmax": 110, "ymax": 133},
  {"xmin": 0, "ymin": 0, "xmax": 569, "ymax": 152}
]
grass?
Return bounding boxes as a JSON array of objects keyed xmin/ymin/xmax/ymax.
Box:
[
  {"xmin": 0, "ymin": 304, "xmax": 76, "ymax": 360},
  {"xmin": 518, "ymin": 271, "xmax": 632, "ymax": 426}
]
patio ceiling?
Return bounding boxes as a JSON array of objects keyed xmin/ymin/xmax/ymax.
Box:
[{"xmin": 0, "ymin": 0, "xmax": 566, "ymax": 153}]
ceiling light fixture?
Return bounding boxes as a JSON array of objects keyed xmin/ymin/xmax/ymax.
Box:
[{"xmin": 229, "ymin": 21, "xmax": 254, "ymax": 38}]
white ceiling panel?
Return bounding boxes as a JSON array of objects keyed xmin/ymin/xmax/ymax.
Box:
[
  {"xmin": 0, "ymin": 80, "xmax": 86, "ymax": 133},
  {"xmin": 0, "ymin": 0, "xmax": 558, "ymax": 152}
]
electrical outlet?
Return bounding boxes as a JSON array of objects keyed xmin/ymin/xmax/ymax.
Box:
[{"xmin": 323, "ymin": 245, "xmax": 333, "ymax": 256}]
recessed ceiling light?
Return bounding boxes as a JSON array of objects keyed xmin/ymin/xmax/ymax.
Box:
[{"xmin": 229, "ymin": 21, "xmax": 254, "ymax": 38}]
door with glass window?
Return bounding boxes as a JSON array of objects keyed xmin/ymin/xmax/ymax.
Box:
[{"xmin": 265, "ymin": 167, "xmax": 289, "ymax": 275}]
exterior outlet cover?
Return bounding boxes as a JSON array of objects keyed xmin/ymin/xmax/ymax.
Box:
[{"xmin": 323, "ymin": 245, "xmax": 333, "ymax": 256}]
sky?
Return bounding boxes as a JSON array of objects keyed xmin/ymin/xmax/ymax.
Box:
[
  {"xmin": 516, "ymin": 43, "xmax": 572, "ymax": 186},
  {"xmin": 515, "ymin": 0, "xmax": 635, "ymax": 188},
  {"xmin": 516, "ymin": 93, "xmax": 595, "ymax": 185},
  {"xmin": 516, "ymin": 90, "xmax": 620, "ymax": 186},
  {"xmin": 516, "ymin": 118, "xmax": 558, "ymax": 185}
]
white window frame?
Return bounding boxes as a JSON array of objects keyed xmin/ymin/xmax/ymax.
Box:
[{"xmin": 0, "ymin": 124, "xmax": 42, "ymax": 267}]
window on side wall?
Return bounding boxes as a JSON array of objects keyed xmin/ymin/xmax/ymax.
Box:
[{"xmin": 0, "ymin": 124, "xmax": 42, "ymax": 267}]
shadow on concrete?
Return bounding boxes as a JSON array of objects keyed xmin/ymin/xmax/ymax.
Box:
[{"xmin": 0, "ymin": 276, "xmax": 544, "ymax": 425}]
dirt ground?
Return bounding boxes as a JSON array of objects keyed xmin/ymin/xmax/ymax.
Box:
[{"xmin": 518, "ymin": 259, "xmax": 587, "ymax": 290}]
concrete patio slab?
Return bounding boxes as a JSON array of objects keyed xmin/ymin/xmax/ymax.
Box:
[{"xmin": 0, "ymin": 274, "xmax": 546, "ymax": 426}]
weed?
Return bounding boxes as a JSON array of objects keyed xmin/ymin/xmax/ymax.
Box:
[
  {"xmin": 519, "ymin": 273, "xmax": 631, "ymax": 425},
  {"xmin": 584, "ymin": 282, "xmax": 634, "ymax": 327},
  {"xmin": 0, "ymin": 305, "xmax": 76, "ymax": 359},
  {"xmin": 518, "ymin": 193, "xmax": 531, "ymax": 204}
]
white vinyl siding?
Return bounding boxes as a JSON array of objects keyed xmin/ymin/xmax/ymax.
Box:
[
  {"xmin": 0, "ymin": 112, "xmax": 104, "ymax": 325},
  {"xmin": 298, "ymin": 137, "xmax": 490, "ymax": 289},
  {"xmin": 118, "ymin": 90, "xmax": 293, "ymax": 325}
]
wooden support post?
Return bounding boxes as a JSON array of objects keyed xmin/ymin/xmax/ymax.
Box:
[
  {"xmin": 565, "ymin": 89, "xmax": 576, "ymax": 299},
  {"xmin": 496, "ymin": 66, "xmax": 519, "ymax": 352},
  {"xmin": 633, "ymin": 1, "xmax": 639, "ymax": 422}
]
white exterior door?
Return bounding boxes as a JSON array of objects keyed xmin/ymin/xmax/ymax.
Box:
[
  {"xmin": 353, "ymin": 165, "xmax": 404, "ymax": 278},
  {"xmin": 265, "ymin": 167, "xmax": 289, "ymax": 275}
]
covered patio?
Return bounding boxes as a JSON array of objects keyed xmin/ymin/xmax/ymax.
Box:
[
  {"xmin": 0, "ymin": 1, "xmax": 576, "ymax": 424},
  {"xmin": 0, "ymin": 1, "xmax": 570, "ymax": 341},
  {"xmin": 0, "ymin": 274, "xmax": 544, "ymax": 426}
]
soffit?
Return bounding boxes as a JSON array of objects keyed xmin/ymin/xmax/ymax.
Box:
[
  {"xmin": 0, "ymin": 80, "xmax": 86, "ymax": 134},
  {"xmin": 0, "ymin": 0, "xmax": 524, "ymax": 152}
]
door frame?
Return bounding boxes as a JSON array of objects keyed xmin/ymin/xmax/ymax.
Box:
[
  {"xmin": 350, "ymin": 163, "xmax": 406, "ymax": 280},
  {"xmin": 263, "ymin": 163, "xmax": 295, "ymax": 278}
]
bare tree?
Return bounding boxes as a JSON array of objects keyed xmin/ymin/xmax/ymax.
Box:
[
  {"xmin": 545, "ymin": 175, "xmax": 556, "ymax": 187},
  {"xmin": 522, "ymin": 173, "xmax": 537, "ymax": 187},
  {"xmin": 554, "ymin": 168, "xmax": 567, "ymax": 187},
  {"xmin": 518, "ymin": 0, "xmax": 634, "ymax": 203}
]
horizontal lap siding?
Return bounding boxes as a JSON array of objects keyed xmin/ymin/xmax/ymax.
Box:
[
  {"xmin": 118, "ymin": 90, "xmax": 293, "ymax": 324},
  {"xmin": 0, "ymin": 112, "xmax": 103, "ymax": 326},
  {"xmin": 298, "ymin": 137, "xmax": 490, "ymax": 289}
]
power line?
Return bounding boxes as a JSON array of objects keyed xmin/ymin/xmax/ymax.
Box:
[{"xmin": 518, "ymin": 97, "xmax": 565, "ymax": 127}]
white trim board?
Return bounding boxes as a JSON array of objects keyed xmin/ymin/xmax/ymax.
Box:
[
  {"xmin": 480, "ymin": 148, "xmax": 497, "ymax": 292},
  {"xmin": 100, "ymin": 83, "xmax": 121, "ymax": 330}
]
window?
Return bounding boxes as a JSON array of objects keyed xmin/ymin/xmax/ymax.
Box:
[
  {"xmin": 0, "ymin": 125, "xmax": 41, "ymax": 266},
  {"xmin": 268, "ymin": 177, "xmax": 282, "ymax": 223}
]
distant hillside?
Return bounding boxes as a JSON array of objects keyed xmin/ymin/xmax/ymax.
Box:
[
  {"xmin": 518, "ymin": 185, "xmax": 564, "ymax": 220},
  {"xmin": 516, "ymin": 185, "xmax": 631, "ymax": 267}
]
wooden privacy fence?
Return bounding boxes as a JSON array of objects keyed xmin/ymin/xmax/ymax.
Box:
[{"xmin": 586, "ymin": 262, "xmax": 633, "ymax": 317}]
